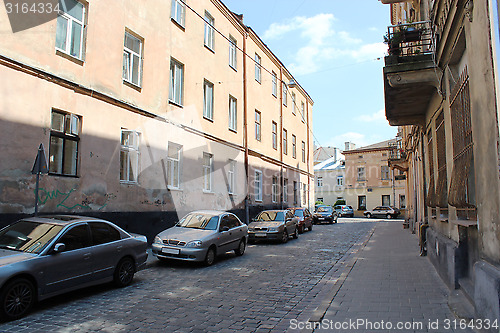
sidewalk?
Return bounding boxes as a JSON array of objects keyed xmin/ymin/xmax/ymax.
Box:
[{"xmin": 310, "ymin": 221, "xmax": 473, "ymax": 333}]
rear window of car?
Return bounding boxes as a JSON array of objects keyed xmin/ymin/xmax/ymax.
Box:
[{"xmin": 294, "ymin": 210, "xmax": 304, "ymax": 217}]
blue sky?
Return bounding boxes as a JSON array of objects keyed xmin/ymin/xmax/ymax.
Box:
[{"xmin": 222, "ymin": 0, "xmax": 397, "ymax": 150}]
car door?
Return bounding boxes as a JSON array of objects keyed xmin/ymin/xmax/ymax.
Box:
[
  {"xmin": 227, "ymin": 214, "xmax": 244, "ymax": 250},
  {"xmin": 41, "ymin": 223, "xmax": 93, "ymax": 295},
  {"xmin": 88, "ymin": 221, "xmax": 123, "ymax": 281},
  {"xmin": 217, "ymin": 215, "xmax": 233, "ymax": 253},
  {"xmin": 285, "ymin": 210, "xmax": 296, "ymax": 234},
  {"xmin": 304, "ymin": 209, "xmax": 313, "ymax": 226}
]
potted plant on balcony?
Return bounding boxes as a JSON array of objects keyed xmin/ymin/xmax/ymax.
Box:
[{"xmin": 384, "ymin": 31, "xmax": 403, "ymax": 56}]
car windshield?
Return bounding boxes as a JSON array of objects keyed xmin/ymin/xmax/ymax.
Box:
[
  {"xmin": 293, "ymin": 210, "xmax": 304, "ymax": 217},
  {"xmin": 176, "ymin": 213, "xmax": 219, "ymax": 230},
  {"xmin": 255, "ymin": 211, "xmax": 285, "ymax": 222},
  {"xmin": 0, "ymin": 221, "xmax": 63, "ymax": 254},
  {"xmin": 317, "ymin": 207, "xmax": 332, "ymax": 212}
]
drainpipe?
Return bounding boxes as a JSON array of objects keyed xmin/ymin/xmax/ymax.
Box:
[
  {"xmin": 243, "ymin": 31, "xmax": 249, "ymax": 224},
  {"xmin": 279, "ymin": 67, "xmax": 284, "ymax": 210},
  {"xmin": 420, "ymin": 128, "xmax": 428, "ymax": 221},
  {"xmin": 306, "ymin": 101, "xmax": 311, "ymax": 209}
]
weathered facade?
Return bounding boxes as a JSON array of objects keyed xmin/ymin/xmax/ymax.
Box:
[
  {"xmin": 381, "ymin": 0, "xmax": 500, "ymax": 326},
  {"xmin": 343, "ymin": 139, "xmax": 406, "ymax": 217},
  {"xmin": 0, "ymin": 0, "xmax": 314, "ymax": 240}
]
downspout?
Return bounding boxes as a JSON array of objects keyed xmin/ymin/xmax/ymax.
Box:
[
  {"xmin": 306, "ymin": 101, "xmax": 311, "ymax": 209},
  {"xmin": 279, "ymin": 67, "xmax": 284, "ymax": 210},
  {"xmin": 243, "ymin": 31, "xmax": 249, "ymax": 224},
  {"xmin": 420, "ymin": 128, "xmax": 428, "ymax": 222}
]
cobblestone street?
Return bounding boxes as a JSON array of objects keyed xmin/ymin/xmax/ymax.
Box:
[{"xmin": 0, "ymin": 219, "xmax": 375, "ymax": 333}]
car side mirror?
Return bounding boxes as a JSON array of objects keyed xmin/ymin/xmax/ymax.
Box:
[
  {"xmin": 53, "ymin": 243, "xmax": 66, "ymax": 254},
  {"xmin": 221, "ymin": 226, "xmax": 230, "ymax": 232}
]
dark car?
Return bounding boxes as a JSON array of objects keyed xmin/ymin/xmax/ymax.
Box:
[
  {"xmin": 287, "ymin": 207, "xmax": 313, "ymax": 233},
  {"xmin": 248, "ymin": 210, "xmax": 298, "ymax": 243},
  {"xmin": 313, "ymin": 206, "xmax": 338, "ymax": 224},
  {"xmin": 334, "ymin": 205, "xmax": 354, "ymax": 218},
  {"xmin": 364, "ymin": 206, "xmax": 401, "ymax": 219},
  {"xmin": 0, "ymin": 215, "xmax": 148, "ymax": 321}
]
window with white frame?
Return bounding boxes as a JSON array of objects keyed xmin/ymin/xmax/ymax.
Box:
[
  {"xmin": 204, "ymin": 11, "xmax": 214, "ymax": 50},
  {"xmin": 292, "ymin": 135, "xmax": 296, "ymax": 159},
  {"xmin": 56, "ymin": 0, "xmax": 85, "ymax": 59},
  {"xmin": 357, "ymin": 167, "xmax": 366, "ymax": 181},
  {"xmin": 228, "ymin": 159, "xmax": 236, "ymax": 194},
  {"xmin": 203, "ymin": 152, "xmax": 213, "ymax": 192},
  {"xmin": 292, "ymin": 92, "xmax": 296, "ymax": 115},
  {"xmin": 203, "ymin": 80, "xmax": 214, "ymax": 120},
  {"xmin": 381, "ymin": 165, "xmax": 390, "ymax": 180},
  {"xmin": 301, "ymin": 141, "xmax": 306, "ymax": 163},
  {"xmin": 169, "ymin": 58, "xmax": 184, "ymax": 105},
  {"xmin": 229, "ymin": 36, "xmax": 237, "ymax": 69},
  {"xmin": 301, "ymin": 101, "xmax": 305, "ymax": 122},
  {"xmin": 171, "ymin": 0, "xmax": 185, "ymax": 27},
  {"xmin": 283, "ymin": 178, "xmax": 288, "ymax": 203},
  {"xmin": 255, "ymin": 170, "xmax": 262, "ymax": 201},
  {"xmin": 282, "ymin": 82, "xmax": 288, "ymax": 106},
  {"xmin": 272, "ymin": 71, "xmax": 277, "ymax": 96},
  {"xmin": 49, "ymin": 110, "xmax": 80, "ymax": 176},
  {"xmin": 255, "ymin": 54, "xmax": 261, "ymax": 83},
  {"xmin": 337, "ymin": 175, "xmax": 344, "ymax": 186},
  {"xmin": 272, "ymin": 176, "xmax": 278, "ymax": 203},
  {"xmin": 122, "ymin": 32, "xmax": 143, "ymax": 87},
  {"xmin": 229, "ymin": 95, "xmax": 237, "ymax": 132},
  {"xmin": 283, "ymin": 129, "xmax": 288, "ymax": 155},
  {"xmin": 255, "ymin": 110, "xmax": 261, "ymax": 141},
  {"xmin": 317, "ymin": 177, "xmax": 323, "ymax": 187},
  {"xmin": 272, "ymin": 121, "xmax": 277, "ymax": 150},
  {"xmin": 120, "ymin": 129, "xmax": 140, "ymax": 183},
  {"xmin": 167, "ymin": 142, "xmax": 182, "ymax": 188}
]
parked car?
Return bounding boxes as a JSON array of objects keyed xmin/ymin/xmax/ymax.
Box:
[
  {"xmin": 248, "ymin": 210, "xmax": 298, "ymax": 243},
  {"xmin": 313, "ymin": 206, "xmax": 338, "ymax": 224},
  {"xmin": 287, "ymin": 207, "xmax": 313, "ymax": 233},
  {"xmin": 152, "ymin": 211, "xmax": 248, "ymax": 266},
  {"xmin": 0, "ymin": 215, "xmax": 148, "ymax": 321},
  {"xmin": 334, "ymin": 205, "xmax": 354, "ymax": 218},
  {"xmin": 314, "ymin": 204, "xmax": 329, "ymax": 212},
  {"xmin": 364, "ymin": 206, "xmax": 401, "ymax": 219}
]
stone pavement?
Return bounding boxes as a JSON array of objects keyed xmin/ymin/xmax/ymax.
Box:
[{"xmin": 302, "ymin": 221, "xmax": 473, "ymax": 333}]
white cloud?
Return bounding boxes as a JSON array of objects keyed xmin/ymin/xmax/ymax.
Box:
[
  {"xmin": 349, "ymin": 42, "xmax": 387, "ymax": 60},
  {"xmin": 356, "ymin": 109, "xmax": 387, "ymax": 123},
  {"xmin": 323, "ymin": 131, "xmax": 391, "ymax": 150}
]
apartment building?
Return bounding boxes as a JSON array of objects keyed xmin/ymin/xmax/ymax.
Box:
[
  {"xmin": 0, "ymin": 0, "xmax": 314, "ymax": 239},
  {"xmin": 381, "ymin": 0, "xmax": 500, "ymax": 326},
  {"xmin": 313, "ymin": 148, "xmax": 345, "ymax": 206},
  {"xmin": 343, "ymin": 139, "xmax": 406, "ymax": 217}
]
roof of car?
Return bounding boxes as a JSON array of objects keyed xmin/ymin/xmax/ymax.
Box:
[
  {"xmin": 21, "ymin": 215, "xmax": 103, "ymax": 225},
  {"xmin": 186, "ymin": 210, "xmax": 232, "ymax": 216}
]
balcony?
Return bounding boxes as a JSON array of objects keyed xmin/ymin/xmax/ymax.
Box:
[
  {"xmin": 388, "ymin": 139, "xmax": 408, "ymax": 172},
  {"xmin": 383, "ymin": 21, "xmax": 440, "ymax": 126}
]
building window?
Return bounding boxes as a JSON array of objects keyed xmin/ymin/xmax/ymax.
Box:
[
  {"xmin": 204, "ymin": 11, "xmax": 214, "ymax": 50},
  {"xmin": 302, "ymin": 183, "xmax": 307, "ymax": 205},
  {"xmin": 122, "ymin": 32, "xmax": 143, "ymax": 87},
  {"xmin": 255, "ymin": 110, "xmax": 261, "ymax": 141},
  {"xmin": 358, "ymin": 195, "xmax": 366, "ymax": 210},
  {"xmin": 400, "ymin": 194, "xmax": 406, "ymax": 209},
  {"xmin": 167, "ymin": 142, "xmax": 182, "ymax": 189},
  {"xmin": 435, "ymin": 112, "xmax": 448, "ymax": 208},
  {"xmin": 382, "ymin": 195, "xmax": 391, "ymax": 206},
  {"xmin": 293, "ymin": 181, "xmax": 298, "ymax": 205},
  {"xmin": 255, "ymin": 170, "xmax": 262, "ymax": 201},
  {"xmin": 56, "ymin": 0, "xmax": 85, "ymax": 59},
  {"xmin": 169, "ymin": 58, "xmax": 184, "ymax": 106},
  {"xmin": 120, "ymin": 129, "xmax": 140, "ymax": 183},
  {"xmin": 272, "ymin": 71, "xmax": 277, "ymax": 96},
  {"xmin": 357, "ymin": 167, "xmax": 366, "ymax": 181},
  {"xmin": 317, "ymin": 177, "xmax": 323, "ymax": 187},
  {"xmin": 381, "ymin": 165, "xmax": 390, "ymax": 180},
  {"xmin": 229, "ymin": 36, "xmax": 237, "ymax": 69},
  {"xmin": 255, "ymin": 54, "xmax": 261, "ymax": 83},
  {"xmin": 49, "ymin": 110, "xmax": 80, "ymax": 176},
  {"xmin": 301, "ymin": 102, "xmax": 305, "ymax": 122},
  {"xmin": 203, "ymin": 80, "xmax": 214, "ymax": 120},
  {"xmin": 203, "ymin": 152, "xmax": 213, "ymax": 192},
  {"xmin": 337, "ymin": 175, "xmax": 344, "ymax": 186},
  {"xmin": 171, "ymin": 0, "xmax": 185, "ymax": 27},
  {"xmin": 292, "ymin": 92, "xmax": 296, "ymax": 115},
  {"xmin": 229, "ymin": 96, "xmax": 237, "ymax": 132},
  {"xmin": 317, "ymin": 198, "xmax": 324, "ymax": 203},
  {"xmin": 228, "ymin": 159, "xmax": 236, "ymax": 195},
  {"xmin": 301, "ymin": 141, "xmax": 306, "ymax": 163},
  {"xmin": 283, "ymin": 178, "xmax": 288, "ymax": 203},
  {"xmin": 272, "ymin": 121, "xmax": 277, "ymax": 150},
  {"xmin": 282, "ymin": 82, "xmax": 288, "ymax": 106},
  {"xmin": 283, "ymin": 129, "xmax": 288, "ymax": 155},
  {"xmin": 272, "ymin": 176, "xmax": 278, "ymax": 203},
  {"xmin": 292, "ymin": 135, "xmax": 297, "ymax": 159}
]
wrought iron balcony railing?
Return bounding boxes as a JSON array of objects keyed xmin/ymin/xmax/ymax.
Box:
[{"xmin": 385, "ymin": 21, "xmax": 433, "ymax": 58}]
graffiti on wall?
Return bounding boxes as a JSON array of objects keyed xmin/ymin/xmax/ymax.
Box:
[{"xmin": 36, "ymin": 187, "xmax": 115, "ymax": 211}]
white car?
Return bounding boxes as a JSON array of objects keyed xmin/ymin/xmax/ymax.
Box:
[{"xmin": 363, "ymin": 206, "xmax": 400, "ymax": 219}]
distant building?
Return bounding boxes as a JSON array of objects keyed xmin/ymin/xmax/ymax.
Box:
[
  {"xmin": 314, "ymin": 151, "xmax": 345, "ymax": 206},
  {"xmin": 313, "ymin": 146, "xmax": 341, "ymax": 165}
]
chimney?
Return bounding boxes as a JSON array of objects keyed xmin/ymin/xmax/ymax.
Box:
[{"xmin": 345, "ymin": 142, "xmax": 356, "ymax": 151}]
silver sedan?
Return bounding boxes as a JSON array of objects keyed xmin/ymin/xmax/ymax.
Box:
[
  {"xmin": 152, "ymin": 211, "xmax": 248, "ymax": 266},
  {"xmin": 0, "ymin": 215, "xmax": 148, "ymax": 321},
  {"xmin": 248, "ymin": 210, "xmax": 298, "ymax": 243}
]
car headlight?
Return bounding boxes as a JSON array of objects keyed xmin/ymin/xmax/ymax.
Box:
[
  {"xmin": 154, "ymin": 236, "xmax": 163, "ymax": 244},
  {"xmin": 268, "ymin": 227, "xmax": 278, "ymax": 232},
  {"xmin": 186, "ymin": 240, "xmax": 203, "ymax": 248}
]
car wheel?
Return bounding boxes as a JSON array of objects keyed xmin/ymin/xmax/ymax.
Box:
[
  {"xmin": 0, "ymin": 278, "xmax": 35, "ymax": 321},
  {"xmin": 281, "ymin": 230, "xmax": 289, "ymax": 243},
  {"xmin": 386, "ymin": 214, "xmax": 392, "ymax": 219},
  {"xmin": 235, "ymin": 239, "xmax": 246, "ymax": 256},
  {"xmin": 308, "ymin": 224, "xmax": 313, "ymax": 231},
  {"xmin": 204, "ymin": 247, "xmax": 216, "ymax": 266},
  {"xmin": 366, "ymin": 213, "xmax": 372, "ymax": 218},
  {"xmin": 298, "ymin": 226, "xmax": 304, "ymax": 234},
  {"xmin": 292, "ymin": 227, "xmax": 299, "ymax": 239},
  {"xmin": 114, "ymin": 257, "xmax": 135, "ymax": 287}
]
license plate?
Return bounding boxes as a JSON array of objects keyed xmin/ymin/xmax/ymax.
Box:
[
  {"xmin": 318, "ymin": 217, "xmax": 324, "ymax": 220},
  {"xmin": 255, "ymin": 233, "xmax": 267, "ymax": 237},
  {"xmin": 162, "ymin": 247, "xmax": 180, "ymax": 255}
]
